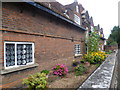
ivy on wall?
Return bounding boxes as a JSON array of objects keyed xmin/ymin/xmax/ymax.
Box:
[{"xmin": 87, "ymin": 31, "xmax": 100, "ymax": 53}]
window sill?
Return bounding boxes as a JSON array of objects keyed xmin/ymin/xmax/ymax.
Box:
[
  {"xmin": 74, "ymin": 54, "xmax": 83, "ymax": 57},
  {"xmin": 0, "ymin": 63, "xmax": 39, "ymax": 75}
]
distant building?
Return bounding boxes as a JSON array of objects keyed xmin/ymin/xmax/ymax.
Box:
[{"xmin": 94, "ymin": 25, "xmax": 106, "ymax": 51}]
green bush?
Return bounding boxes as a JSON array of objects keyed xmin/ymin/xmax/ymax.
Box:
[
  {"xmin": 22, "ymin": 73, "xmax": 47, "ymax": 89},
  {"xmin": 72, "ymin": 60, "xmax": 80, "ymax": 67},
  {"xmin": 41, "ymin": 70, "xmax": 50, "ymax": 75},
  {"xmin": 80, "ymin": 59, "xmax": 85, "ymax": 63},
  {"xmin": 74, "ymin": 64, "xmax": 87, "ymax": 76},
  {"xmin": 96, "ymin": 63, "xmax": 100, "ymax": 67},
  {"xmin": 105, "ymin": 50, "xmax": 112, "ymax": 54}
]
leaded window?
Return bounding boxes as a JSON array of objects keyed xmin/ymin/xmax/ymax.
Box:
[
  {"xmin": 5, "ymin": 44, "xmax": 15, "ymax": 67},
  {"xmin": 75, "ymin": 44, "xmax": 81, "ymax": 56},
  {"xmin": 4, "ymin": 42, "xmax": 34, "ymax": 69}
]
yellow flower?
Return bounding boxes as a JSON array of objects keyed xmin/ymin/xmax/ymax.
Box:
[{"xmin": 73, "ymin": 60, "xmax": 75, "ymax": 62}]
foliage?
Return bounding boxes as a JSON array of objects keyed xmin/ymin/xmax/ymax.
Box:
[
  {"xmin": 72, "ymin": 60, "xmax": 80, "ymax": 67},
  {"xmin": 52, "ymin": 64, "xmax": 68, "ymax": 76},
  {"xmin": 80, "ymin": 59, "xmax": 85, "ymax": 63},
  {"xmin": 83, "ymin": 51, "xmax": 107, "ymax": 64},
  {"xmin": 96, "ymin": 63, "xmax": 100, "ymax": 67},
  {"xmin": 105, "ymin": 50, "xmax": 112, "ymax": 54},
  {"xmin": 41, "ymin": 70, "xmax": 50, "ymax": 75},
  {"xmin": 87, "ymin": 31, "xmax": 100, "ymax": 53},
  {"xmin": 107, "ymin": 26, "xmax": 120, "ymax": 46},
  {"xmin": 22, "ymin": 73, "xmax": 47, "ymax": 89},
  {"xmin": 74, "ymin": 64, "xmax": 87, "ymax": 76},
  {"xmin": 107, "ymin": 40, "xmax": 117, "ymax": 45}
]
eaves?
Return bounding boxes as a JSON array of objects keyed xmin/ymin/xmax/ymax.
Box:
[{"xmin": 21, "ymin": 0, "xmax": 86, "ymax": 31}]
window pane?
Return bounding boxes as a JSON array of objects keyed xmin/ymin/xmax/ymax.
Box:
[
  {"xmin": 75, "ymin": 44, "xmax": 81, "ymax": 55},
  {"xmin": 17, "ymin": 44, "xmax": 33, "ymax": 65},
  {"xmin": 74, "ymin": 14, "xmax": 80, "ymax": 25},
  {"xmin": 5, "ymin": 44, "xmax": 15, "ymax": 67}
]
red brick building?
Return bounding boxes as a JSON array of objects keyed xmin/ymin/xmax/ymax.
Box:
[
  {"xmin": 0, "ymin": 1, "xmax": 86, "ymax": 88},
  {"xmin": 94, "ymin": 25, "xmax": 106, "ymax": 51}
]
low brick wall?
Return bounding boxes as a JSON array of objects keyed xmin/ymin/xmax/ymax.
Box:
[{"xmin": 104, "ymin": 45, "xmax": 118, "ymax": 51}]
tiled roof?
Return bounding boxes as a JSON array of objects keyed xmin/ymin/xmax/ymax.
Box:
[{"xmin": 23, "ymin": 0, "xmax": 86, "ymax": 31}]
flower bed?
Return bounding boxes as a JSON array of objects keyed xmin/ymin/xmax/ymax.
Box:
[
  {"xmin": 48, "ymin": 64, "xmax": 97, "ymax": 88},
  {"xmin": 83, "ymin": 51, "xmax": 107, "ymax": 64},
  {"xmin": 22, "ymin": 51, "xmax": 108, "ymax": 89}
]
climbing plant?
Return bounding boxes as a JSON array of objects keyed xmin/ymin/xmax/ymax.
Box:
[{"xmin": 87, "ymin": 31, "xmax": 100, "ymax": 53}]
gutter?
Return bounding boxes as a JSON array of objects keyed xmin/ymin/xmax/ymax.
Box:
[{"xmin": 21, "ymin": 0, "xmax": 86, "ymax": 31}]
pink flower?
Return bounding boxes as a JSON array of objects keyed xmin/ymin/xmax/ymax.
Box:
[{"xmin": 52, "ymin": 64, "xmax": 68, "ymax": 76}]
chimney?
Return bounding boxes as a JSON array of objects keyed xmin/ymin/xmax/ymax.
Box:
[{"xmin": 74, "ymin": 0, "xmax": 78, "ymax": 2}]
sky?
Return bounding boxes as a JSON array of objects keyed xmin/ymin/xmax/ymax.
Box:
[{"xmin": 56, "ymin": 0, "xmax": 119, "ymax": 39}]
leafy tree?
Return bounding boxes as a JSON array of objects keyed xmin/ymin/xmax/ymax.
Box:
[
  {"xmin": 107, "ymin": 26, "xmax": 120, "ymax": 46},
  {"xmin": 107, "ymin": 36, "xmax": 117, "ymax": 45}
]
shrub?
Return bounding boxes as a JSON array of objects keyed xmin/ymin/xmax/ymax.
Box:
[
  {"xmin": 105, "ymin": 50, "xmax": 112, "ymax": 54},
  {"xmin": 41, "ymin": 70, "xmax": 50, "ymax": 75},
  {"xmin": 96, "ymin": 63, "xmax": 100, "ymax": 67},
  {"xmin": 80, "ymin": 59, "xmax": 85, "ymax": 63},
  {"xmin": 83, "ymin": 51, "xmax": 107, "ymax": 64},
  {"xmin": 72, "ymin": 60, "xmax": 80, "ymax": 67},
  {"xmin": 52, "ymin": 64, "xmax": 68, "ymax": 77},
  {"xmin": 83, "ymin": 53, "xmax": 94, "ymax": 64},
  {"xmin": 74, "ymin": 64, "xmax": 87, "ymax": 76},
  {"xmin": 22, "ymin": 73, "xmax": 47, "ymax": 89}
]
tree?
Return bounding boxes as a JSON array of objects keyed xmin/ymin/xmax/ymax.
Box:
[
  {"xmin": 107, "ymin": 35, "xmax": 117, "ymax": 45},
  {"xmin": 107, "ymin": 26, "xmax": 120, "ymax": 46}
]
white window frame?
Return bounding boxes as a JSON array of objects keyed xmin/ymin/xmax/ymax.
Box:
[
  {"xmin": 74, "ymin": 14, "xmax": 80, "ymax": 25},
  {"xmin": 75, "ymin": 44, "xmax": 81, "ymax": 56},
  {"xmin": 4, "ymin": 41, "xmax": 35, "ymax": 69},
  {"xmin": 76, "ymin": 5, "xmax": 79, "ymax": 13},
  {"xmin": 98, "ymin": 31, "xmax": 101, "ymax": 35},
  {"xmin": 85, "ymin": 27, "xmax": 89, "ymax": 38},
  {"xmin": 102, "ymin": 45, "xmax": 104, "ymax": 51},
  {"xmin": 91, "ymin": 26, "xmax": 94, "ymax": 32}
]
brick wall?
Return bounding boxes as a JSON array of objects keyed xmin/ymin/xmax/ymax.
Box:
[
  {"xmin": 2, "ymin": 3, "xmax": 85, "ymax": 40},
  {"xmin": 1, "ymin": 2, "xmax": 86, "ymax": 88},
  {"xmin": 104, "ymin": 45, "xmax": 118, "ymax": 51}
]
